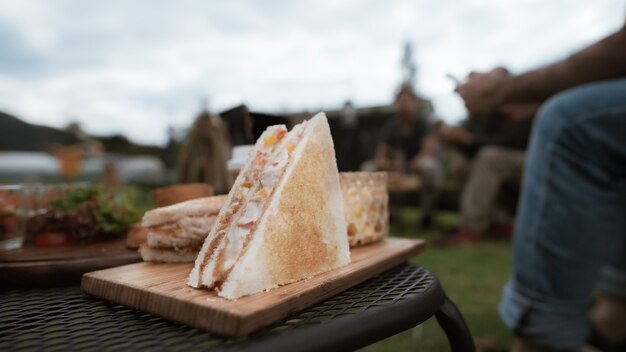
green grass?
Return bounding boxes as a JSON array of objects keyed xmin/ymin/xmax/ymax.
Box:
[{"xmin": 360, "ymin": 207, "xmax": 514, "ymax": 352}]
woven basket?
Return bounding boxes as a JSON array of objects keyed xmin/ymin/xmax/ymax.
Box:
[{"xmin": 339, "ymin": 172, "xmax": 389, "ymax": 247}]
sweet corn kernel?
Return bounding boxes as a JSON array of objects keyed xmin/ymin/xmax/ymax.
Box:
[
  {"xmin": 254, "ymin": 187, "xmax": 268, "ymax": 198},
  {"xmin": 264, "ymin": 135, "xmax": 278, "ymax": 147},
  {"xmin": 287, "ymin": 144, "xmax": 296, "ymax": 152},
  {"xmin": 368, "ymin": 203, "xmax": 377, "ymax": 217},
  {"xmin": 354, "ymin": 204, "xmax": 364, "ymax": 218}
]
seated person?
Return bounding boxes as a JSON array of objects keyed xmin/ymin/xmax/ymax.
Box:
[
  {"xmin": 438, "ymin": 104, "xmax": 537, "ymax": 244},
  {"xmin": 375, "ymin": 85, "xmax": 440, "ymax": 227},
  {"xmin": 456, "ymin": 19, "xmax": 626, "ymax": 351}
]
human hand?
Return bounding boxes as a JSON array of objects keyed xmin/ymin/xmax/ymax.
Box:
[
  {"xmin": 455, "ymin": 67, "xmax": 511, "ymax": 118},
  {"xmin": 499, "ymin": 102, "xmax": 542, "ymax": 121}
]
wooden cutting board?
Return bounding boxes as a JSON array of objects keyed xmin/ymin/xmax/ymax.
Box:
[{"xmin": 81, "ymin": 237, "xmax": 425, "ymax": 337}]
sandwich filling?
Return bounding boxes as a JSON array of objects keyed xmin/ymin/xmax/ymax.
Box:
[
  {"xmin": 146, "ymin": 215, "xmax": 218, "ymax": 250},
  {"xmin": 200, "ymin": 122, "xmax": 307, "ymax": 288}
]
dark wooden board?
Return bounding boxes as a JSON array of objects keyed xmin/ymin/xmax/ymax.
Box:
[{"xmin": 0, "ymin": 239, "xmax": 141, "ymax": 287}]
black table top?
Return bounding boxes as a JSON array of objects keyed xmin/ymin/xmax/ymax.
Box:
[{"xmin": 1, "ymin": 263, "xmax": 444, "ymax": 352}]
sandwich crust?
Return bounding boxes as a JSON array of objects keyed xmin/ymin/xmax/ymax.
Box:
[{"xmin": 139, "ymin": 244, "xmax": 199, "ymax": 263}]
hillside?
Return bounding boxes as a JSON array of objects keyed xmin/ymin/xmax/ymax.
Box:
[{"xmin": 0, "ymin": 111, "xmax": 78, "ymax": 151}]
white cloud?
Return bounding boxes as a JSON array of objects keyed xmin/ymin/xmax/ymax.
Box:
[{"xmin": 0, "ymin": 0, "xmax": 623, "ymax": 144}]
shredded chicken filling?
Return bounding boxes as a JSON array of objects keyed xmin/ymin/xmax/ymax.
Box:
[
  {"xmin": 198, "ymin": 127, "xmax": 286, "ymax": 282},
  {"xmin": 212, "ymin": 123, "xmax": 306, "ymax": 286},
  {"xmin": 147, "ymin": 216, "xmax": 218, "ymax": 250}
]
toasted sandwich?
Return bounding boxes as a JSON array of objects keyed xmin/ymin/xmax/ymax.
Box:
[
  {"xmin": 188, "ymin": 112, "xmax": 350, "ymax": 299},
  {"xmin": 139, "ymin": 195, "xmax": 227, "ymax": 262}
]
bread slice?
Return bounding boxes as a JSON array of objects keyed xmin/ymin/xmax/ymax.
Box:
[
  {"xmin": 188, "ymin": 113, "xmax": 350, "ymax": 299},
  {"xmin": 138, "ymin": 244, "xmax": 198, "ymax": 263},
  {"xmin": 142, "ymin": 195, "xmax": 226, "ymax": 228}
]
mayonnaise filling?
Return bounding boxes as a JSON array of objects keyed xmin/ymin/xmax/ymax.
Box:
[
  {"xmin": 178, "ymin": 216, "xmax": 217, "ymax": 237},
  {"xmin": 148, "ymin": 215, "xmax": 217, "ymax": 245}
]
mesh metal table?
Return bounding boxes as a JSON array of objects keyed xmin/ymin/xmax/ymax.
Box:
[{"xmin": 1, "ymin": 263, "xmax": 475, "ymax": 352}]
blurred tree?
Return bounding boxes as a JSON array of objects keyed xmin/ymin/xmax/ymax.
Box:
[
  {"xmin": 65, "ymin": 121, "xmax": 88, "ymax": 141},
  {"xmin": 401, "ymin": 41, "xmax": 418, "ymax": 91},
  {"xmin": 0, "ymin": 111, "xmax": 78, "ymax": 150}
]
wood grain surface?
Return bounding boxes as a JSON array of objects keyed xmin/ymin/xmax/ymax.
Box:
[{"xmin": 81, "ymin": 237, "xmax": 425, "ymax": 337}]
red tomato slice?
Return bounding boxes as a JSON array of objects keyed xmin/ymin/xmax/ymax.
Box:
[
  {"xmin": 276, "ymin": 129, "xmax": 287, "ymax": 140},
  {"xmin": 35, "ymin": 232, "xmax": 74, "ymax": 246}
]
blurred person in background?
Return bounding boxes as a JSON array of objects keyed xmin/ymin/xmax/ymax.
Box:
[
  {"xmin": 177, "ymin": 110, "xmax": 232, "ymax": 194},
  {"xmin": 375, "ymin": 86, "xmax": 440, "ymax": 228},
  {"xmin": 456, "ymin": 18, "xmax": 626, "ymax": 352},
  {"xmin": 437, "ymin": 94, "xmax": 538, "ymax": 244},
  {"xmin": 336, "ymin": 100, "xmax": 366, "ymax": 172}
]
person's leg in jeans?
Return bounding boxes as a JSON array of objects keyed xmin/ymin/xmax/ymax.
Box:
[{"xmin": 499, "ymin": 78, "xmax": 626, "ymax": 350}]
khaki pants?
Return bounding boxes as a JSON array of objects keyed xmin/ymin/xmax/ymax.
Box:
[
  {"xmin": 460, "ymin": 146, "xmax": 525, "ymax": 234},
  {"xmin": 412, "ymin": 157, "xmax": 443, "ymax": 218}
]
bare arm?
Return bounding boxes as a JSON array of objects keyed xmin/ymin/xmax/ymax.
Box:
[
  {"xmin": 456, "ymin": 22, "xmax": 626, "ymax": 116},
  {"xmin": 505, "ymin": 24, "xmax": 626, "ymax": 102}
]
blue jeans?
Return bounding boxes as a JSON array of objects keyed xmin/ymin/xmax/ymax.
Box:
[{"xmin": 499, "ymin": 78, "xmax": 626, "ymax": 349}]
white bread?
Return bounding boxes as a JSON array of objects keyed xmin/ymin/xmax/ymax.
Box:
[
  {"xmin": 142, "ymin": 195, "xmax": 226, "ymax": 228},
  {"xmin": 146, "ymin": 230, "xmax": 202, "ymax": 249},
  {"xmin": 139, "ymin": 244, "xmax": 198, "ymax": 263}
]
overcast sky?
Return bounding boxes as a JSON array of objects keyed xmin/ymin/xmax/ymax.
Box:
[{"xmin": 0, "ymin": 0, "xmax": 624, "ymax": 145}]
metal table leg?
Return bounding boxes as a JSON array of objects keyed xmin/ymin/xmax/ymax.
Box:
[{"xmin": 436, "ymin": 295, "xmax": 476, "ymax": 352}]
